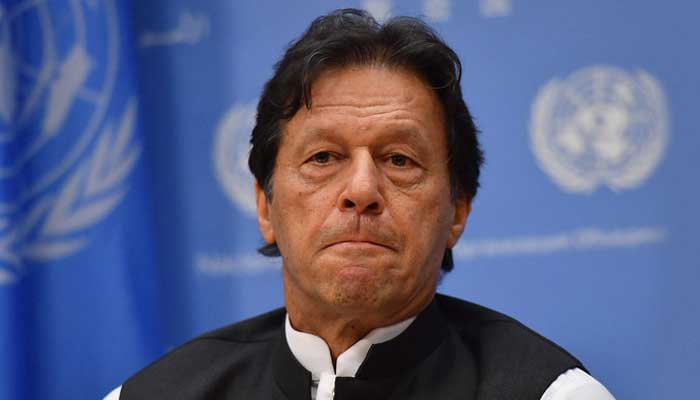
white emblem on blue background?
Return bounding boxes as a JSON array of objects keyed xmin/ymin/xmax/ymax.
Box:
[
  {"xmin": 139, "ymin": 10, "xmax": 210, "ymax": 48},
  {"xmin": 213, "ymin": 102, "xmax": 258, "ymax": 217},
  {"xmin": 480, "ymin": 0, "xmax": 512, "ymax": 18},
  {"xmin": 362, "ymin": 0, "xmax": 392, "ymax": 20},
  {"xmin": 0, "ymin": 1, "xmax": 140, "ymax": 284},
  {"xmin": 530, "ymin": 65, "xmax": 669, "ymax": 194},
  {"xmin": 423, "ymin": 0, "xmax": 451, "ymax": 22}
]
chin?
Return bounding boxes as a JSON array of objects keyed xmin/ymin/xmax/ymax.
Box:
[
  {"xmin": 327, "ymin": 289, "xmax": 382, "ymax": 310},
  {"xmin": 323, "ymin": 273, "xmax": 393, "ymax": 310},
  {"xmin": 306, "ymin": 256, "xmax": 405, "ymax": 310}
]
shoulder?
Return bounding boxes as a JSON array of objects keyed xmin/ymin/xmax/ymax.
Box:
[
  {"xmin": 200, "ymin": 306, "xmax": 286, "ymax": 343},
  {"xmin": 120, "ymin": 307, "xmax": 286, "ymax": 398},
  {"xmin": 435, "ymin": 293, "xmax": 586, "ymax": 398},
  {"xmin": 435, "ymin": 293, "xmax": 582, "ymax": 367},
  {"xmin": 155, "ymin": 307, "xmax": 286, "ymax": 362},
  {"xmin": 151, "ymin": 306, "xmax": 285, "ymax": 363}
]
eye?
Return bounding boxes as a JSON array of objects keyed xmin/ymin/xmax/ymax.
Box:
[
  {"xmin": 309, "ymin": 151, "xmax": 332, "ymax": 164},
  {"xmin": 389, "ymin": 154, "xmax": 410, "ymax": 167}
]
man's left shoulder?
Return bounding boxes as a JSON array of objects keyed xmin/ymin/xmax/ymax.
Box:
[
  {"xmin": 435, "ymin": 292, "xmax": 583, "ymax": 367},
  {"xmin": 435, "ymin": 293, "xmax": 588, "ymax": 398}
]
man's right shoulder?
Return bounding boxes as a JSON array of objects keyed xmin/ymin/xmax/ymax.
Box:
[
  {"xmin": 199, "ymin": 306, "xmax": 287, "ymax": 343},
  {"xmin": 154, "ymin": 306, "xmax": 286, "ymax": 362},
  {"xmin": 119, "ymin": 307, "xmax": 286, "ymax": 399}
]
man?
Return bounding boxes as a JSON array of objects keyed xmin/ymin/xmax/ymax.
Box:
[{"xmin": 106, "ymin": 9, "xmax": 615, "ymax": 400}]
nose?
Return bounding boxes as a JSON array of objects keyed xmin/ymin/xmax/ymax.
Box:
[{"xmin": 337, "ymin": 151, "xmax": 385, "ymax": 215}]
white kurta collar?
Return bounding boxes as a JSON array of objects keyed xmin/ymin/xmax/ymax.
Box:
[{"xmin": 285, "ymin": 313, "xmax": 416, "ymax": 400}]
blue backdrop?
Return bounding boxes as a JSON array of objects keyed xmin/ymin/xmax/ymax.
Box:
[{"xmin": 1, "ymin": 1, "xmax": 698, "ymax": 399}]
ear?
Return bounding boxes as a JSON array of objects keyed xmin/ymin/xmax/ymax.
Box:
[
  {"xmin": 255, "ymin": 181, "xmax": 276, "ymax": 244},
  {"xmin": 447, "ymin": 195, "xmax": 471, "ymax": 248}
]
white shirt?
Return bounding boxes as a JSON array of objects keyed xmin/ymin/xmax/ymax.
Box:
[{"xmin": 104, "ymin": 316, "xmax": 616, "ymax": 400}]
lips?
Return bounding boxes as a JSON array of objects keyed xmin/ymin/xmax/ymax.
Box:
[
  {"xmin": 323, "ymin": 238, "xmax": 396, "ymax": 252},
  {"xmin": 318, "ymin": 223, "xmax": 399, "ymax": 253},
  {"xmin": 333, "ymin": 240, "xmax": 388, "ymax": 248}
]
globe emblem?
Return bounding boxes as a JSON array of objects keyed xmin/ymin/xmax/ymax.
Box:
[
  {"xmin": 0, "ymin": 1, "xmax": 140, "ymax": 284},
  {"xmin": 0, "ymin": 1, "xmax": 118, "ymax": 198},
  {"xmin": 530, "ymin": 65, "xmax": 669, "ymax": 194},
  {"xmin": 213, "ymin": 102, "xmax": 258, "ymax": 216}
]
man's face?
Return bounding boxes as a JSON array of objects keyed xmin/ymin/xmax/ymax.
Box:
[{"xmin": 256, "ymin": 66, "xmax": 469, "ymax": 317}]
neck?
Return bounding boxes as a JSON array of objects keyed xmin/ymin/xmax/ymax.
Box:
[{"xmin": 284, "ymin": 280, "xmax": 434, "ymax": 362}]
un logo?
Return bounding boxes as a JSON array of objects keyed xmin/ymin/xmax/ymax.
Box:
[
  {"xmin": 530, "ymin": 65, "xmax": 669, "ymax": 194},
  {"xmin": 213, "ymin": 102, "xmax": 258, "ymax": 216},
  {"xmin": 0, "ymin": 2, "xmax": 140, "ymax": 284}
]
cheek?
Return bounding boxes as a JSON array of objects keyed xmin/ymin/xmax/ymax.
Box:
[
  {"xmin": 271, "ymin": 183, "xmax": 335, "ymax": 255},
  {"xmin": 396, "ymin": 187, "xmax": 452, "ymax": 230},
  {"xmin": 395, "ymin": 193, "xmax": 453, "ymax": 263}
]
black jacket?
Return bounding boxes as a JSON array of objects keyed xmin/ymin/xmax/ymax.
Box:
[{"xmin": 122, "ymin": 293, "xmax": 584, "ymax": 399}]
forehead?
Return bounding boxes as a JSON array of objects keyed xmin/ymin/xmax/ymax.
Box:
[
  {"xmin": 282, "ymin": 66, "xmax": 446, "ymax": 145},
  {"xmin": 308, "ymin": 66, "xmax": 439, "ymax": 111}
]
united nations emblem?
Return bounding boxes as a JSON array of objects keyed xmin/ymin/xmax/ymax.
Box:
[
  {"xmin": 213, "ymin": 102, "xmax": 258, "ymax": 216},
  {"xmin": 530, "ymin": 65, "xmax": 669, "ymax": 194},
  {"xmin": 0, "ymin": 1, "xmax": 140, "ymax": 284}
]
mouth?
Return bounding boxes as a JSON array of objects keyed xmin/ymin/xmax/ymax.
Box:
[{"xmin": 324, "ymin": 240, "xmax": 395, "ymax": 252}]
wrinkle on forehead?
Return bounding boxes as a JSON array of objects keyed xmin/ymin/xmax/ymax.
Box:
[
  {"xmin": 307, "ymin": 66, "xmax": 438, "ymax": 111},
  {"xmin": 312, "ymin": 102, "xmax": 418, "ymax": 119},
  {"xmin": 293, "ymin": 107, "xmax": 436, "ymax": 150},
  {"xmin": 305, "ymin": 105, "xmax": 425, "ymax": 131},
  {"xmin": 280, "ymin": 66, "xmax": 446, "ymax": 153},
  {"xmin": 311, "ymin": 90, "xmax": 421, "ymax": 110}
]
